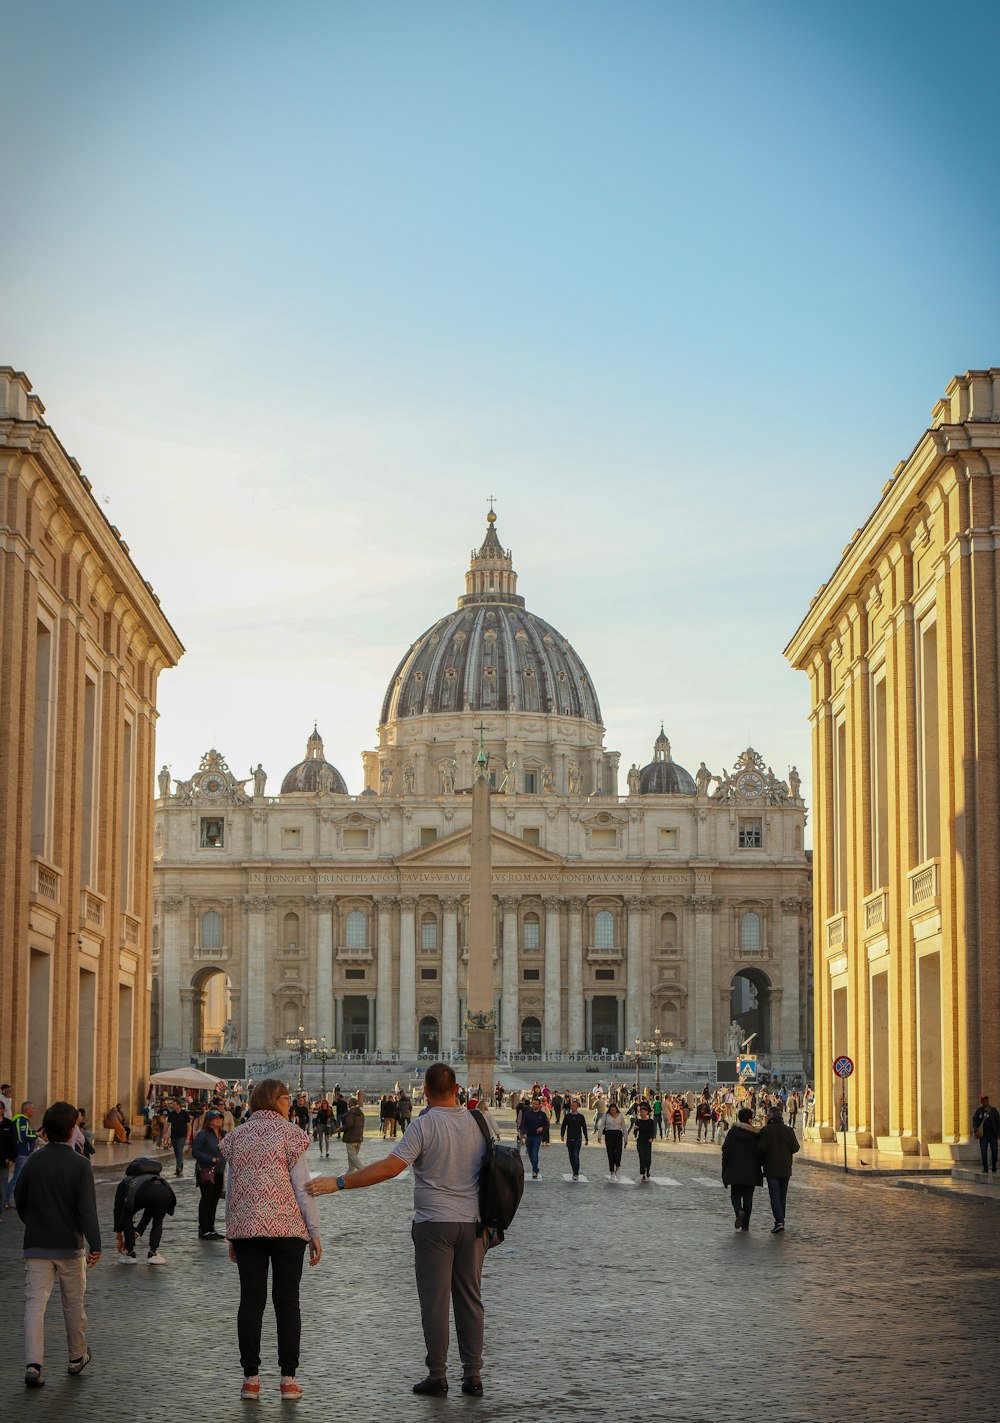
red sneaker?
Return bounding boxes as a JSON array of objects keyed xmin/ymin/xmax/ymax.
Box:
[
  {"xmin": 280, "ymin": 1377, "xmax": 303, "ymax": 1401},
  {"xmin": 240, "ymin": 1376, "xmax": 260, "ymax": 1400}
]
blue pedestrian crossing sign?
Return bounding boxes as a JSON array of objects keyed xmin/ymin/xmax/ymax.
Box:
[{"xmin": 736, "ymin": 1055, "xmax": 757, "ymax": 1083}]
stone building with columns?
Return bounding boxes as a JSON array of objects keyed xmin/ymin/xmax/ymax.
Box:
[
  {"xmin": 153, "ymin": 515, "xmax": 811, "ymax": 1075},
  {"xmin": 786, "ymin": 369, "xmax": 1000, "ymax": 1157}
]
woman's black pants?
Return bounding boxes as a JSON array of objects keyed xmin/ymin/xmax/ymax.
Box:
[
  {"xmin": 233, "ymin": 1237, "xmax": 307, "ymax": 1376},
  {"xmin": 605, "ymin": 1133, "xmax": 624, "ymax": 1171}
]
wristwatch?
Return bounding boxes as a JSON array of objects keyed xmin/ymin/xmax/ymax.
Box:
[{"xmin": 336, "ymin": 1175, "xmax": 347, "ymax": 1192}]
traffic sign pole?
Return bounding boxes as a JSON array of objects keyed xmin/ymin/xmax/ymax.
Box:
[{"xmin": 833, "ymin": 1056, "xmax": 854, "ymax": 1173}]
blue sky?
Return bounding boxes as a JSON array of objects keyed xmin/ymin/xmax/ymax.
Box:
[{"xmin": 4, "ymin": 1, "xmax": 999, "ymax": 802}]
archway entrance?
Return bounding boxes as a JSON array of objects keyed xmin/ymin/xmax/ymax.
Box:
[
  {"xmin": 729, "ymin": 969, "xmax": 771, "ymax": 1055},
  {"xmin": 590, "ymin": 996, "xmax": 619, "ymax": 1055},
  {"xmin": 418, "ymin": 1016, "xmax": 440, "ymax": 1055},
  {"xmin": 520, "ymin": 1016, "xmax": 541, "ymax": 1053},
  {"xmin": 193, "ymin": 968, "xmax": 232, "ymax": 1055},
  {"xmin": 342, "ymin": 996, "xmax": 370, "ymax": 1052}
]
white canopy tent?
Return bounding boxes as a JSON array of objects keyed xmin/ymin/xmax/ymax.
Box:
[{"xmin": 149, "ymin": 1067, "xmax": 225, "ymax": 1090}]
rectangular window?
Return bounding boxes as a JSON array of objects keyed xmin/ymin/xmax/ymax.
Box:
[
  {"xmin": 595, "ymin": 968, "xmax": 616, "ymax": 982},
  {"xmin": 421, "ymin": 920, "xmax": 438, "ymax": 950},
  {"xmin": 344, "ymin": 968, "xmax": 366, "ymax": 981},
  {"xmin": 282, "ymin": 827, "xmax": 302, "ymax": 850},
  {"xmin": 658, "ymin": 827, "xmax": 679, "ymax": 850},
  {"xmin": 200, "ymin": 817, "xmax": 224, "ymax": 848},
  {"xmin": 522, "ymin": 919, "xmax": 540, "ymax": 950},
  {"xmin": 523, "ymin": 771, "xmax": 537, "ymax": 795},
  {"xmin": 342, "ymin": 828, "xmax": 369, "ymax": 849},
  {"xmin": 420, "ymin": 968, "xmax": 438, "ymax": 981},
  {"xmin": 521, "ymin": 827, "xmax": 540, "ymax": 846},
  {"xmin": 419, "ymin": 827, "xmax": 438, "ymax": 847},
  {"xmin": 522, "ymin": 968, "xmax": 540, "ymax": 981},
  {"xmin": 590, "ymin": 828, "xmax": 617, "ymax": 849},
  {"xmin": 738, "ymin": 819, "xmax": 763, "ymax": 850}
]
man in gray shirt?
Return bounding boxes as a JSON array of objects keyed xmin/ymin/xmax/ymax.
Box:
[{"xmin": 307, "ymin": 1061, "xmax": 489, "ymax": 1398}]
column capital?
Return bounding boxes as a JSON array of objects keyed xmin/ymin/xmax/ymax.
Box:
[
  {"xmin": 374, "ymin": 895, "xmax": 395, "ymax": 911},
  {"xmin": 441, "ymin": 895, "xmax": 463, "ymax": 912},
  {"xmin": 566, "ymin": 896, "xmax": 587, "ymax": 913},
  {"xmin": 310, "ymin": 895, "xmax": 335, "ymax": 910},
  {"xmin": 498, "ymin": 895, "xmax": 519, "ymax": 913},
  {"xmin": 242, "ymin": 894, "xmax": 273, "ymax": 912},
  {"xmin": 162, "ymin": 895, "xmax": 185, "ymax": 912},
  {"xmin": 625, "ymin": 895, "xmax": 643, "ymax": 912},
  {"xmin": 397, "ymin": 895, "xmax": 418, "ymax": 912},
  {"xmin": 542, "ymin": 895, "xmax": 562, "ymax": 914}
]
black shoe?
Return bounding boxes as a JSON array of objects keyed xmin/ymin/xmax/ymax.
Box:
[
  {"xmin": 25, "ymin": 1365, "xmax": 44, "ymax": 1389},
  {"xmin": 461, "ymin": 1379, "xmax": 484, "ymax": 1397},
  {"xmin": 412, "ymin": 1377, "xmax": 448, "ymax": 1396},
  {"xmin": 200, "ymin": 1231, "xmax": 224, "ymax": 1241},
  {"xmin": 734, "ymin": 1211, "xmax": 744, "ymax": 1230},
  {"xmin": 771, "ymin": 1222, "xmax": 785, "ymax": 1233}
]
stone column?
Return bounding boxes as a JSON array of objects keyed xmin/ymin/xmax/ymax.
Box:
[
  {"xmin": 398, "ymin": 896, "xmax": 417, "ymax": 1056},
  {"xmin": 334, "ymin": 995, "xmax": 344, "ymax": 1051},
  {"xmin": 768, "ymin": 987, "xmax": 784, "ymax": 1054},
  {"xmin": 500, "ymin": 896, "xmax": 519, "ymax": 1050},
  {"xmin": 689, "ymin": 894, "xmax": 717, "ymax": 1059},
  {"xmin": 778, "ymin": 897, "xmax": 802, "ymax": 1064},
  {"xmin": 441, "ymin": 896, "xmax": 461, "ymax": 1058},
  {"xmin": 313, "ymin": 896, "xmax": 335, "ymax": 1045},
  {"xmin": 180, "ymin": 987, "xmax": 197, "ymax": 1061},
  {"xmin": 244, "ymin": 894, "xmax": 271, "ymax": 1054},
  {"xmin": 375, "ymin": 897, "xmax": 394, "ymax": 1055},
  {"xmin": 566, "ymin": 897, "xmax": 585, "ymax": 1053},
  {"xmin": 367, "ymin": 994, "xmax": 376, "ymax": 1054},
  {"xmin": 585, "ymin": 993, "xmax": 594, "ymax": 1052},
  {"xmin": 543, "ymin": 896, "xmax": 562, "ymax": 1052},
  {"xmin": 160, "ymin": 895, "xmax": 184, "ymax": 1061},
  {"xmin": 625, "ymin": 896, "xmax": 643, "ymax": 1045}
]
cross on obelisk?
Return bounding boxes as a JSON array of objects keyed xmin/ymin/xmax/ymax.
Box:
[{"xmin": 465, "ymin": 723, "xmax": 495, "ymax": 1097}]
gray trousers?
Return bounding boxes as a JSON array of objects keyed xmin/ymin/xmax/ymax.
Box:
[{"xmin": 412, "ymin": 1221, "xmax": 487, "ymax": 1382}]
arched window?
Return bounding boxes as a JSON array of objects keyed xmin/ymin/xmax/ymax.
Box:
[
  {"xmin": 346, "ymin": 910, "xmax": 367, "ymax": 949},
  {"xmin": 421, "ymin": 914, "xmax": 438, "ymax": 951},
  {"xmin": 740, "ymin": 910, "xmax": 762, "ymax": 951},
  {"xmin": 283, "ymin": 911, "xmax": 299, "ymax": 950},
  {"xmin": 282, "ymin": 1000, "xmax": 301, "ymax": 1037},
  {"xmin": 522, "ymin": 913, "xmax": 540, "ymax": 951},
  {"xmin": 660, "ymin": 912, "xmax": 677, "ymax": 948},
  {"xmin": 521, "ymin": 1016, "xmax": 542, "ymax": 1052},
  {"xmin": 202, "ymin": 910, "xmax": 221, "ymax": 949},
  {"xmin": 595, "ymin": 910, "xmax": 615, "ymax": 949}
]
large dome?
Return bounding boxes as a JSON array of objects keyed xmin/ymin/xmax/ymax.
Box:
[
  {"xmin": 639, "ymin": 727, "xmax": 696, "ymax": 795},
  {"xmin": 280, "ymin": 727, "xmax": 348, "ymax": 795},
  {"xmin": 380, "ymin": 515, "xmax": 602, "ymax": 726}
]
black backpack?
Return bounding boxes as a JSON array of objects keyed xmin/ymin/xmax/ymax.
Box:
[{"xmin": 471, "ymin": 1110, "xmax": 524, "ymax": 1246}]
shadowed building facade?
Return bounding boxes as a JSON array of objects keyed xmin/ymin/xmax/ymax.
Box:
[
  {"xmin": 786, "ymin": 369, "xmax": 1000, "ymax": 1158},
  {"xmin": 0, "ymin": 369, "xmax": 182, "ymax": 1120},
  {"xmin": 154, "ymin": 515, "xmax": 811, "ymax": 1075}
]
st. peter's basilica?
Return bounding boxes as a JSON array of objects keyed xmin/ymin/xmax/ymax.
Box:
[{"xmin": 152, "ymin": 514, "xmax": 812, "ymax": 1074}]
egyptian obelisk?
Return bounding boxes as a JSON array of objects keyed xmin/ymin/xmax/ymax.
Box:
[{"xmin": 464, "ymin": 733, "xmax": 495, "ymax": 1095}]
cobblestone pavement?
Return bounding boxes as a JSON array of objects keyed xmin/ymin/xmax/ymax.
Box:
[{"xmin": 1, "ymin": 1133, "xmax": 997, "ymax": 1422}]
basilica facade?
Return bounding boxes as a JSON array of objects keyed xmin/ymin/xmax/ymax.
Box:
[{"xmin": 153, "ymin": 516, "xmax": 812, "ymax": 1074}]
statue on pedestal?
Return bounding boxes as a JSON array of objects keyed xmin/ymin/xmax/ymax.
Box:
[
  {"xmin": 695, "ymin": 762, "xmax": 713, "ymax": 797},
  {"xmin": 627, "ymin": 764, "xmax": 641, "ymax": 796},
  {"xmin": 252, "ymin": 763, "xmax": 267, "ymax": 797},
  {"xmin": 403, "ymin": 761, "xmax": 415, "ymax": 796},
  {"xmin": 567, "ymin": 759, "xmax": 582, "ymax": 795},
  {"xmin": 439, "ymin": 759, "xmax": 457, "ymax": 795},
  {"xmin": 789, "ymin": 765, "xmax": 801, "ymax": 800},
  {"xmin": 727, "ymin": 1020, "xmax": 743, "ymax": 1056},
  {"xmin": 158, "ymin": 765, "xmax": 171, "ymax": 799}
]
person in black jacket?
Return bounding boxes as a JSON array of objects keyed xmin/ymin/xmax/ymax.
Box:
[
  {"xmin": 631, "ymin": 1102, "xmax": 657, "ymax": 1182},
  {"xmin": 559, "ymin": 1098, "xmax": 588, "ymax": 1179},
  {"xmin": 15, "ymin": 1101, "xmax": 101, "ymax": 1388},
  {"xmin": 972, "ymin": 1095, "xmax": 1000, "ymax": 1174},
  {"xmin": 720, "ymin": 1107, "xmax": 762, "ymax": 1231},
  {"xmin": 520, "ymin": 1097, "xmax": 548, "ymax": 1179},
  {"xmin": 192, "ymin": 1109, "xmax": 226, "ymax": 1240},
  {"xmin": 755, "ymin": 1105, "xmax": 800, "ymax": 1233},
  {"xmin": 0, "ymin": 1100, "xmax": 18, "ymax": 1198},
  {"xmin": 113, "ymin": 1157, "xmax": 176, "ymax": 1263}
]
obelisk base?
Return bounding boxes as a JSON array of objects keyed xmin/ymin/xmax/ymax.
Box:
[{"xmin": 465, "ymin": 1028, "xmax": 495, "ymax": 1099}]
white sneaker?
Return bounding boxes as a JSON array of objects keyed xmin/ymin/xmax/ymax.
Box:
[
  {"xmin": 146, "ymin": 1252, "xmax": 167, "ymax": 1264},
  {"xmin": 118, "ymin": 1253, "xmax": 138, "ymax": 1264}
]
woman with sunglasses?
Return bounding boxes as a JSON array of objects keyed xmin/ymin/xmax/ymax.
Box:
[{"xmin": 220, "ymin": 1079, "xmax": 322, "ymax": 1401}]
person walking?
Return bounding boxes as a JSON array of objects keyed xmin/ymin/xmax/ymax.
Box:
[
  {"xmin": 219, "ymin": 1079, "xmax": 322, "ymax": 1402},
  {"xmin": 695, "ymin": 1097, "xmax": 713, "ymax": 1143},
  {"xmin": 314, "ymin": 1098, "xmax": 334, "ymax": 1158},
  {"xmin": 193, "ymin": 1108, "xmax": 226, "ymax": 1240},
  {"xmin": 631, "ymin": 1102, "xmax": 656, "ymax": 1181},
  {"xmin": 14, "ymin": 1100, "xmax": 101, "ymax": 1388},
  {"xmin": 307, "ymin": 1061, "xmax": 493, "ymax": 1399},
  {"xmin": 755, "ymin": 1105, "xmax": 800, "ymax": 1232},
  {"xmin": 721, "ymin": 1106, "xmax": 762, "ymax": 1232},
  {"xmin": 340, "ymin": 1096, "xmax": 365, "ymax": 1173},
  {"xmin": 973, "ymin": 1095, "xmax": 1000, "ymax": 1174},
  {"xmin": 4, "ymin": 1102, "xmax": 38, "ymax": 1209},
  {"xmin": 670, "ymin": 1101, "xmax": 685, "ymax": 1143},
  {"xmin": 560, "ymin": 1098, "xmax": 589, "ymax": 1179},
  {"xmin": 1, "ymin": 1099, "xmax": 18, "ymax": 1203},
  {"xmin": 520, "ymin": 1096, "xmax": 548, "ymax": 1179},
  {"xmin": 166, "ymin": 1100, "xmax": 191, "ymax": 1178},
  {"xmin": 599, "ymin": 1101, "xmax": 628, "ymax": 1178},
  {"xmin": 113, "ymin": 1156, "xmax": 176, "ymax": 1264}
]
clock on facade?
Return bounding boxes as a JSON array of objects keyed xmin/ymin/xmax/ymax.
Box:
[
  {"xmin": 201, "ymin": 774, "xmax": 226, "ymax": 798},
  {"xmin": 736, "ymin": 770, "xmax": 765, "ymax": 799}
]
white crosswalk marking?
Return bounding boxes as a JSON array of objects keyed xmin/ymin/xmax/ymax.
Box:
[
  {"xmin": 650, "ymin": 1176, "xmax": 680, "ymax": 1186},
  {"xmin": 693, "ymin": 1176, "xmax": 724, "ymax": 1188},
  {"xmin": 561, "ymin": 1174, "xmax": 589, "ymax": 1183}
]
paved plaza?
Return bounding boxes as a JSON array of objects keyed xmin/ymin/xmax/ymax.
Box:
[{"xmin": 1, "ymin": 1129, "xmax": 997, "ymax": 1423}]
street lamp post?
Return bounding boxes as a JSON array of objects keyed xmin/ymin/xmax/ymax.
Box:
[
  {"xmin": 633, "ymin": 1028, "xmax": 674, "ymax": 1095},
  {"xmin": 311, "ymin": 1036, "xmax": 335, "ymax": 1096},
  {"xmin": 285, "ymin": 1024, "xmax": 316, "ymax": 1092}
]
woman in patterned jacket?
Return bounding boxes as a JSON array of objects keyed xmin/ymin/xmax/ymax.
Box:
[{"xmin": 220, "ymin": 1078, "xmax": 322, "ymax": 1402}]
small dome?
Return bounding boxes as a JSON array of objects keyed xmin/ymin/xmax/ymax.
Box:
[
  {"xmin": 639, "ymin": 726, "xmax": 696, "ymax": 796},
  {"xmin": 280, "ymin": 727, "xmax": 348, "ymax": 795}
]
